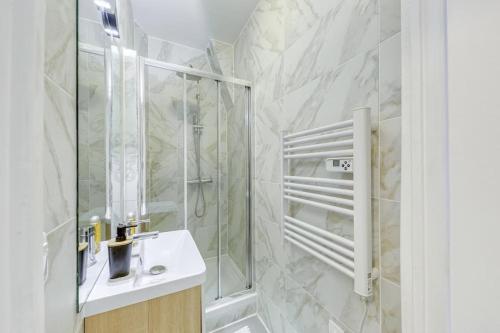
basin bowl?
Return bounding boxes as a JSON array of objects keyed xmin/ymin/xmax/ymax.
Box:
[{"xmin": 84, "ymin": 230, "xmax": 206, "ymax": 317}]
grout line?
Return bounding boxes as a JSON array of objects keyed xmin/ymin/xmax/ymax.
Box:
[
  {"xmin": 283, "ymin": 43, "xmax": 380, "ymax": 97},
  {"xmin": 381, "ymin": 276, "xmax": 401, "ymax": 288},
  {"xmin": 379, "ymin": 197, "xmax": 401, "ymax": 204},
  {"xmin": 255, "ymin": 314, "xmax": 272, "ymax": 333},
  {"xmin": 46, "ymin": 216, "xmax": 75, "ymax": 236},
  {"xmin": 44, "ymin": 73, "xmax": 75, "ymax": 100},
  {"xmin": 379, "ymin": 115, "xmax": 402, "ymax": 125},
  {"xmin": 380, "ymin": 113, "xmax": 402, "ymax": 122},
  {"xmin": 380, "ymin": 30, "xmax": 402, "ymax": 44}
]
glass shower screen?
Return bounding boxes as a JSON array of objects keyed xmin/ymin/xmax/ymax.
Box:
[{"xmin": 141, "ymin": 58, "xmax": 252, "ymax": 303}]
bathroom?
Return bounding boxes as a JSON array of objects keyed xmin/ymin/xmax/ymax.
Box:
[{"xmin": 2, "ymin": 0, "xmax": 500, "ymax": 332}]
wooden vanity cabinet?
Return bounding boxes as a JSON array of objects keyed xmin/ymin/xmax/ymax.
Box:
[{"xmin": 85, "ymin": 286, "xmax": 202, "ymax": 333}]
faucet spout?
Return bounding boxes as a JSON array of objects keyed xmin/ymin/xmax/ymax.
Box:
[{"xmin": 132, "ymin": 231, "xmax": 159, "ymax": 241}]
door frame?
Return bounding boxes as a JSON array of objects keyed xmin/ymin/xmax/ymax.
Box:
[{"xmin": 400, "ymin": 0, "xmax": 451, "ymax": 332}]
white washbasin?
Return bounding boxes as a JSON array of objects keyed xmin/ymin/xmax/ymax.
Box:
[{"xmin": 83, "ymin": 230, "xmax": 206, "ymax": 317}]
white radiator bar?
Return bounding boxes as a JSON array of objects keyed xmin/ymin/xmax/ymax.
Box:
[
  {"xmin": 284, "ymin": 195, "xmax": 354, "ymax": 216},
  {"xmin": 281, "ymin": 107, "xmax": 373, "ymax": 297},
  {"xmin": 284, "ymin": 119, "xmax": 354, "ymax": 139},
  {"xmin": 284, "ymin": 182, "xmax": 354, "ymax": 196},
  {"xmin": 284, "ymin": 129, "xmax": 353, "ymax": 146},
  {"xmin": 284, "ymin": 222, "xmax": 354, "ymax": 259},
  {"xmin": 284, "ymin": 176, "xmax": 353, "ymax": 187},
  {"xmin": 284, "ymin": 189, "xmax": 354, "ymax": 207},
  {"xmin": 285, "ymin": 235, "xmax": 355, "ymax": 279},
  {"xmin": 352, "ymin": 107, "xmax": 372, "ymax": 297},
  {"xmin": 284, "ymin": 149, "xmax": 353, "ymax": 160},
  {"xmin": 284, "ymin": 140, "xmax": 353, "ymax": 153},
  {"xmin": 284, "ymin": 215, "xmax": 354, "ymax": 249},
  {"xmin": 285, "ymin": 229, "xmax": 354, "ymax": 270}
]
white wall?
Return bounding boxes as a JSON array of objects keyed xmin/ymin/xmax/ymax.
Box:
[
  {"xmin": 0, "ymin": 1, "xmax": 46, "ymax": 332},
  {"xmin": 447, "ymin": 1, "xmax": 500, "ymax": 332}
]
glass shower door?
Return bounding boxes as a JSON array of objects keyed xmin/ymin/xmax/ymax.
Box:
[
  {"xmin": 142, "ymin": 59, "xmax": 252, "ymax": 304},
  {"xmin": 184, "ymin": 76, "xmax": 221, "ymax": 302},
  {"xmin": 185, "ymin": 78, "xmax": 251, "ymax": 302},
  {"xmin": 221, "ymin": 83, "xmax": 251, "ymax": 298}
]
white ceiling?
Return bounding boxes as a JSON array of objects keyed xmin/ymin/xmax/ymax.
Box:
[{"xmin": 80, "ymin": 0, "xmax": 258, "ymax": 49}]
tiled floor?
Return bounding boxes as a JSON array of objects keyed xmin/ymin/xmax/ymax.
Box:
[
  {"xmin": 204, "ymin": 254, "xmax": 247, "ymax": 304},
  {"xmin": 210, "ymin": 315, "xmax": 269, "ymax": 333}
]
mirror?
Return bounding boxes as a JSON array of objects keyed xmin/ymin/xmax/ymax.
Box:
[{"xmin": 77, "ymin": 2, "xmax": 109, "ymax": 309}]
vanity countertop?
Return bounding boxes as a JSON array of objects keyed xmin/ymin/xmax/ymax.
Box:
[{"xmin": 83, "ymin": 230, "xmax": 206, "ymax": 317}]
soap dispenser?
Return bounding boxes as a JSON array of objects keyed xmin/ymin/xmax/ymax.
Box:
[{"xmin": 107, "ymin": 224, "xmax": 133, "ymax": 279}]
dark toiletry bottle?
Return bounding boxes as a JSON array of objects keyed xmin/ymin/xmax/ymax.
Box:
[
  {"xmin": 107, "ymin": 224, "xmax": 133, "ymax": 279},
  {"xmin": 78, "ymin": 227, "xmax": 89, "ymax": 286}
]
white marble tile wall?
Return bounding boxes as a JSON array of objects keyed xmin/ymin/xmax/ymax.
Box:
[
  {"xmin": 234, "ymin": 0, "xmax": 402, "ymax": 331},
  {"xmin": 79, "ymin": 18, "xmax": 106, "ymax": 48},
  {"xmin": 43, "ymin": 0, "xmax": 77, "ymax": 331},
  {"xmin": 78, "ymin": 51, "xmax": 107, "ymax": 225}
]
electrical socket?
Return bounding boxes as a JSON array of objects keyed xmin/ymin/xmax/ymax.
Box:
[{"xmin": 329, "ymin": 319, "xmax": 345, "ymax": 333}]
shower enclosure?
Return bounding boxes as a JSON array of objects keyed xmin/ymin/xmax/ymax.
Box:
[{"xmin": 137, "ymin": 57, "xmax": 253, "ymax": 304}]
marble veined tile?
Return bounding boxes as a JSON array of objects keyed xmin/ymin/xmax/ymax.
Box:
[
  {"xmin": 255, "ymin": 259, "xmax": 286, "ymax": 310},
  {"xmin": 134, "ymin": 23, "xmax": 149, "ymax": 57},
  {"xmin": 255, "ymin": 55, "xmax": 285, "ymax": 107},
  {"xmin": 372, "ymin": 199, "xmax": 381, "ymax": 271},
  {"xmin": 285, "ymin": 0, "xmax": 343, "ymax": 48},
  {"xmin": 255, "ymin": 181, "xmax": 282, "ymax": 224},
  {"xmin": 79, "ymin": 18, "xmax": 105, "ymax": 48},
  {"xmin": 381, "ymin": 279, "xmax": 402, "ymax": 333},
  {"xmin": 380, "ymin": 33, "xmax": 402, "ymax": 120},
  {"xmin": 285, "ymin": 239, "xmax": 353, "ymax": 318},
  {"xmin": 228, "ymin": 179, "xmax": 248, "ymax": 273},
  {"xmin": 380, "ymin": 0, "xmax": 401, "ymax": 42},
  {"xmin": 380, "ymin": 199, "xmax": 400, "ymax": 284},
  {"xmin": 255, "ymin": 143, "xmax": 281, "ymax": 183},
  {"xmin": 284, "ymin": 48, "xmax": 378, "ymax": 134},
  {"xmin": 189, "ymin": 223, "xmax": 219, "ymax": 259},
  {"xmin": 284, "ymin": 0, "xmax": 378, "ymax": 93},
  {"xmin": 44, "ymin": 78, "xmax": 76, "ymax": 232},
  {"xmin": 285, "ymin": 275, "xmax": 330, "ymax": 333},
  {"xmin": 255, "ymin": 96, "xmax": 283, "ymax": 147},
  {"xmin": 380, "ymin": 117, "xmax": 401, "ymax": 201},
  {"xmin": 78, "ymin": 180, "xmax": 90, "ymax": 216},
  {"xmin": 340, "ymin": 278, "xmax": 380, "ymax": 333},
  {"xmin": 234, "ymin": 0, "xmax": 285, "ymax": 81},
  {"xmin": 255, "ymin": 216, "xmax": 285, "ymax": 267},
  {"xmin": 45, "ymin": 0, "xmax": 76, "ymax": 97},
  {"xmin": 258, "ymin": 288, "xmax": 297, "ymax": 333},
  {"xmin": 211, "ymin": 39, "xmax": 235, "ymax": 77},
  {"xmin": 45, "ymin": 219, "xmax": 77, "ymax": 333},
  {"xmin": 148, "ymin": 37, "xmax": 208, "ymax": 69},
  {"xmin": 255, "ymin": 98, "xmax": 283, "ymax": 183}
]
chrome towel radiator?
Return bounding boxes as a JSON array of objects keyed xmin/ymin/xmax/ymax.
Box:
[{"xmin": 281, "ymin": 107, "xmax": 373, "ymax": 297}]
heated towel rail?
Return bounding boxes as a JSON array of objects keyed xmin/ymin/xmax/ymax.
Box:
[{"xmin": 281, "ymin": 107, "xmax": 373, "ymax": 297}]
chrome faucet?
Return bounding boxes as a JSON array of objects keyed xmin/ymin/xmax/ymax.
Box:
[
  {"xmin": 125, "ymin": 214, "xmax": 160, "ymax": 282},
  {"xmin": 133, "ymin": 231, "xmax": 159, "ymax": 241}
]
